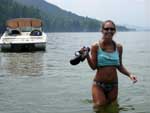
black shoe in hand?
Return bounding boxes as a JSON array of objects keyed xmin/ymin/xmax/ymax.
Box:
[{"xmin": 70, "ymin": 47, "xmax": 90, "ymax": 65}]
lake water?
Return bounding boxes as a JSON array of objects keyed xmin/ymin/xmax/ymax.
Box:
[{"xmin": 0, "ymin": 32, "xmax": 150, "ymax": 113}]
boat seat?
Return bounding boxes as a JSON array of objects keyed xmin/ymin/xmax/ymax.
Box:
[
  {"xmin": 30, "ymin": 30, "xmax": 42, "ymax": 36},
  {"xmin": 8, "ymin": 30, "xmax": 21, "ymax": 36}
]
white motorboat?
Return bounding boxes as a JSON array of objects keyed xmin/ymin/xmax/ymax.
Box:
[{"xmin": 0, "ymin": 18, "xmax": 47, "ymax": 52}]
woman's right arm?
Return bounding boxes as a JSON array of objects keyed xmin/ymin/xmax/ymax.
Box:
[{"xmin": 87, "ymin": 43, "xmax": 98, "ymax": 70}]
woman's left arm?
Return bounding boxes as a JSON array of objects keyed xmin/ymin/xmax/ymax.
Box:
[{"xmin": 117, "ymin": 44, "xmax": 137, "ymax": 83}]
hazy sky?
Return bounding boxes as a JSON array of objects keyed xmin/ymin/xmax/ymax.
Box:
[{"xmin": 45, "ymin": 0, "xmax": 150, "ymax": 28}]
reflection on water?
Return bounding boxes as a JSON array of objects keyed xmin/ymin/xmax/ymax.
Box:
[
  {"xmin": 119, "ymin": 105, "xmax": 135, "ymax": 111},
  {"xmin": 81, "ymin": 99, "xmax": 93, "ymax": 104},
  {"xmin": 0, "ymin": 52, "xmax": 45, "ymax": 76},
  {"xmin": 93, "ymin": 102, "xmax": 135, "ymax": 113},
  {"xmin": 93, "ymin": 101, "xmax": 119, "ymax": 113}
]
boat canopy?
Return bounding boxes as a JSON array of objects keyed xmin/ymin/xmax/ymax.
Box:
[{"xmin": 6, "ymin": 18, "xmax": 42, "ymax": 29}]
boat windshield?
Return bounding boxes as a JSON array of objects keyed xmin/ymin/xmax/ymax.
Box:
[
  {"xmin": 20, "ymin": 27, "xmax": 32, "ymax": 32},
  {"xmin": 20, "ymin": 27, "xmax": 42, "ymax": 32}
]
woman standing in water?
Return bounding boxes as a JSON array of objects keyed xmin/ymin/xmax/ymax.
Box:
[{"xmin": 86, "ymin": 20, "xmax": 137, "ymax": 108}]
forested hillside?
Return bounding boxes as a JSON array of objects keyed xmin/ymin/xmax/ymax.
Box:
[{"xmin": 0, "ymin": 0, "xmax": 130, "ymax": 33}]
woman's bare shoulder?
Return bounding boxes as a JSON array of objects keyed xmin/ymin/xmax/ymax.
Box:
[
  {"xmin": 116, "ymin": 43, "xmax": 123, "ymax": 48},
  {"xmin": 116, "ymin": 43, "xmax": 122, "ymax": 47},
  {"xmin": 91, "ymin": 41, "xmax": 99, "ymax": 50},
  {"xmin": 116, "ymin": 42, "xmax": 123, "ymax": 54}
]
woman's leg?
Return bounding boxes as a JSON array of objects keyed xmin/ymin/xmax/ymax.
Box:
[
  {"xmin": 92, "ymin": 84, "xmax": 108, "ymax": 107},
  {"xmin": 107, "ymin": 86, "xmax": 118, "ymax": 103}
]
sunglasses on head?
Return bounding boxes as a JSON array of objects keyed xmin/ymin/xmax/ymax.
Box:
[{"xmin": 103, "ymin": 27, "xmax": 116, "ymax": 31}]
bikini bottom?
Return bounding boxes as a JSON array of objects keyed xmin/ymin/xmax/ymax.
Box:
[{"xmin": 94, "ymin": 80, "xmax": 118, "ymax": 94}]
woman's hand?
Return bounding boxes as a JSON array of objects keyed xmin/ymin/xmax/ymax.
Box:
[
  {"xmin": 80, "ymin": 46, "xmax": 90, "ymax": 57},
  {"xmin": 129, "ymin": 74, "xmax": 138, "ymax": 83}
]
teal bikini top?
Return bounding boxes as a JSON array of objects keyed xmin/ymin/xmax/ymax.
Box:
[{"xmin": 97, "ymin": 44, "xmax": 120, "ymax": 67}]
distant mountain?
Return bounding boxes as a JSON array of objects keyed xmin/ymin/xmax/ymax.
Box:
[
  {"xmin": 0, "ymin": 0, "xmax": 130, "ymax": 33},
  {"xmin": 14, "ymin": 0, "xmax": 69, "ymax": 16},
  {"xmin": 13, "ymin": 0, "xmax": 131, "ymax": 32},
  {"xmin": 13, "ymin": 0, "xmax": 103, "ymax": 32},
  {"xmin": 124, "ymin": 24, "xmax": 150, "ymax": 31}
]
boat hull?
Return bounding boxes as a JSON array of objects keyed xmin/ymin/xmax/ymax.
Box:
[{"xmin": 0, "ymin": 43, "xmax": 46, "ymax": 52}]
